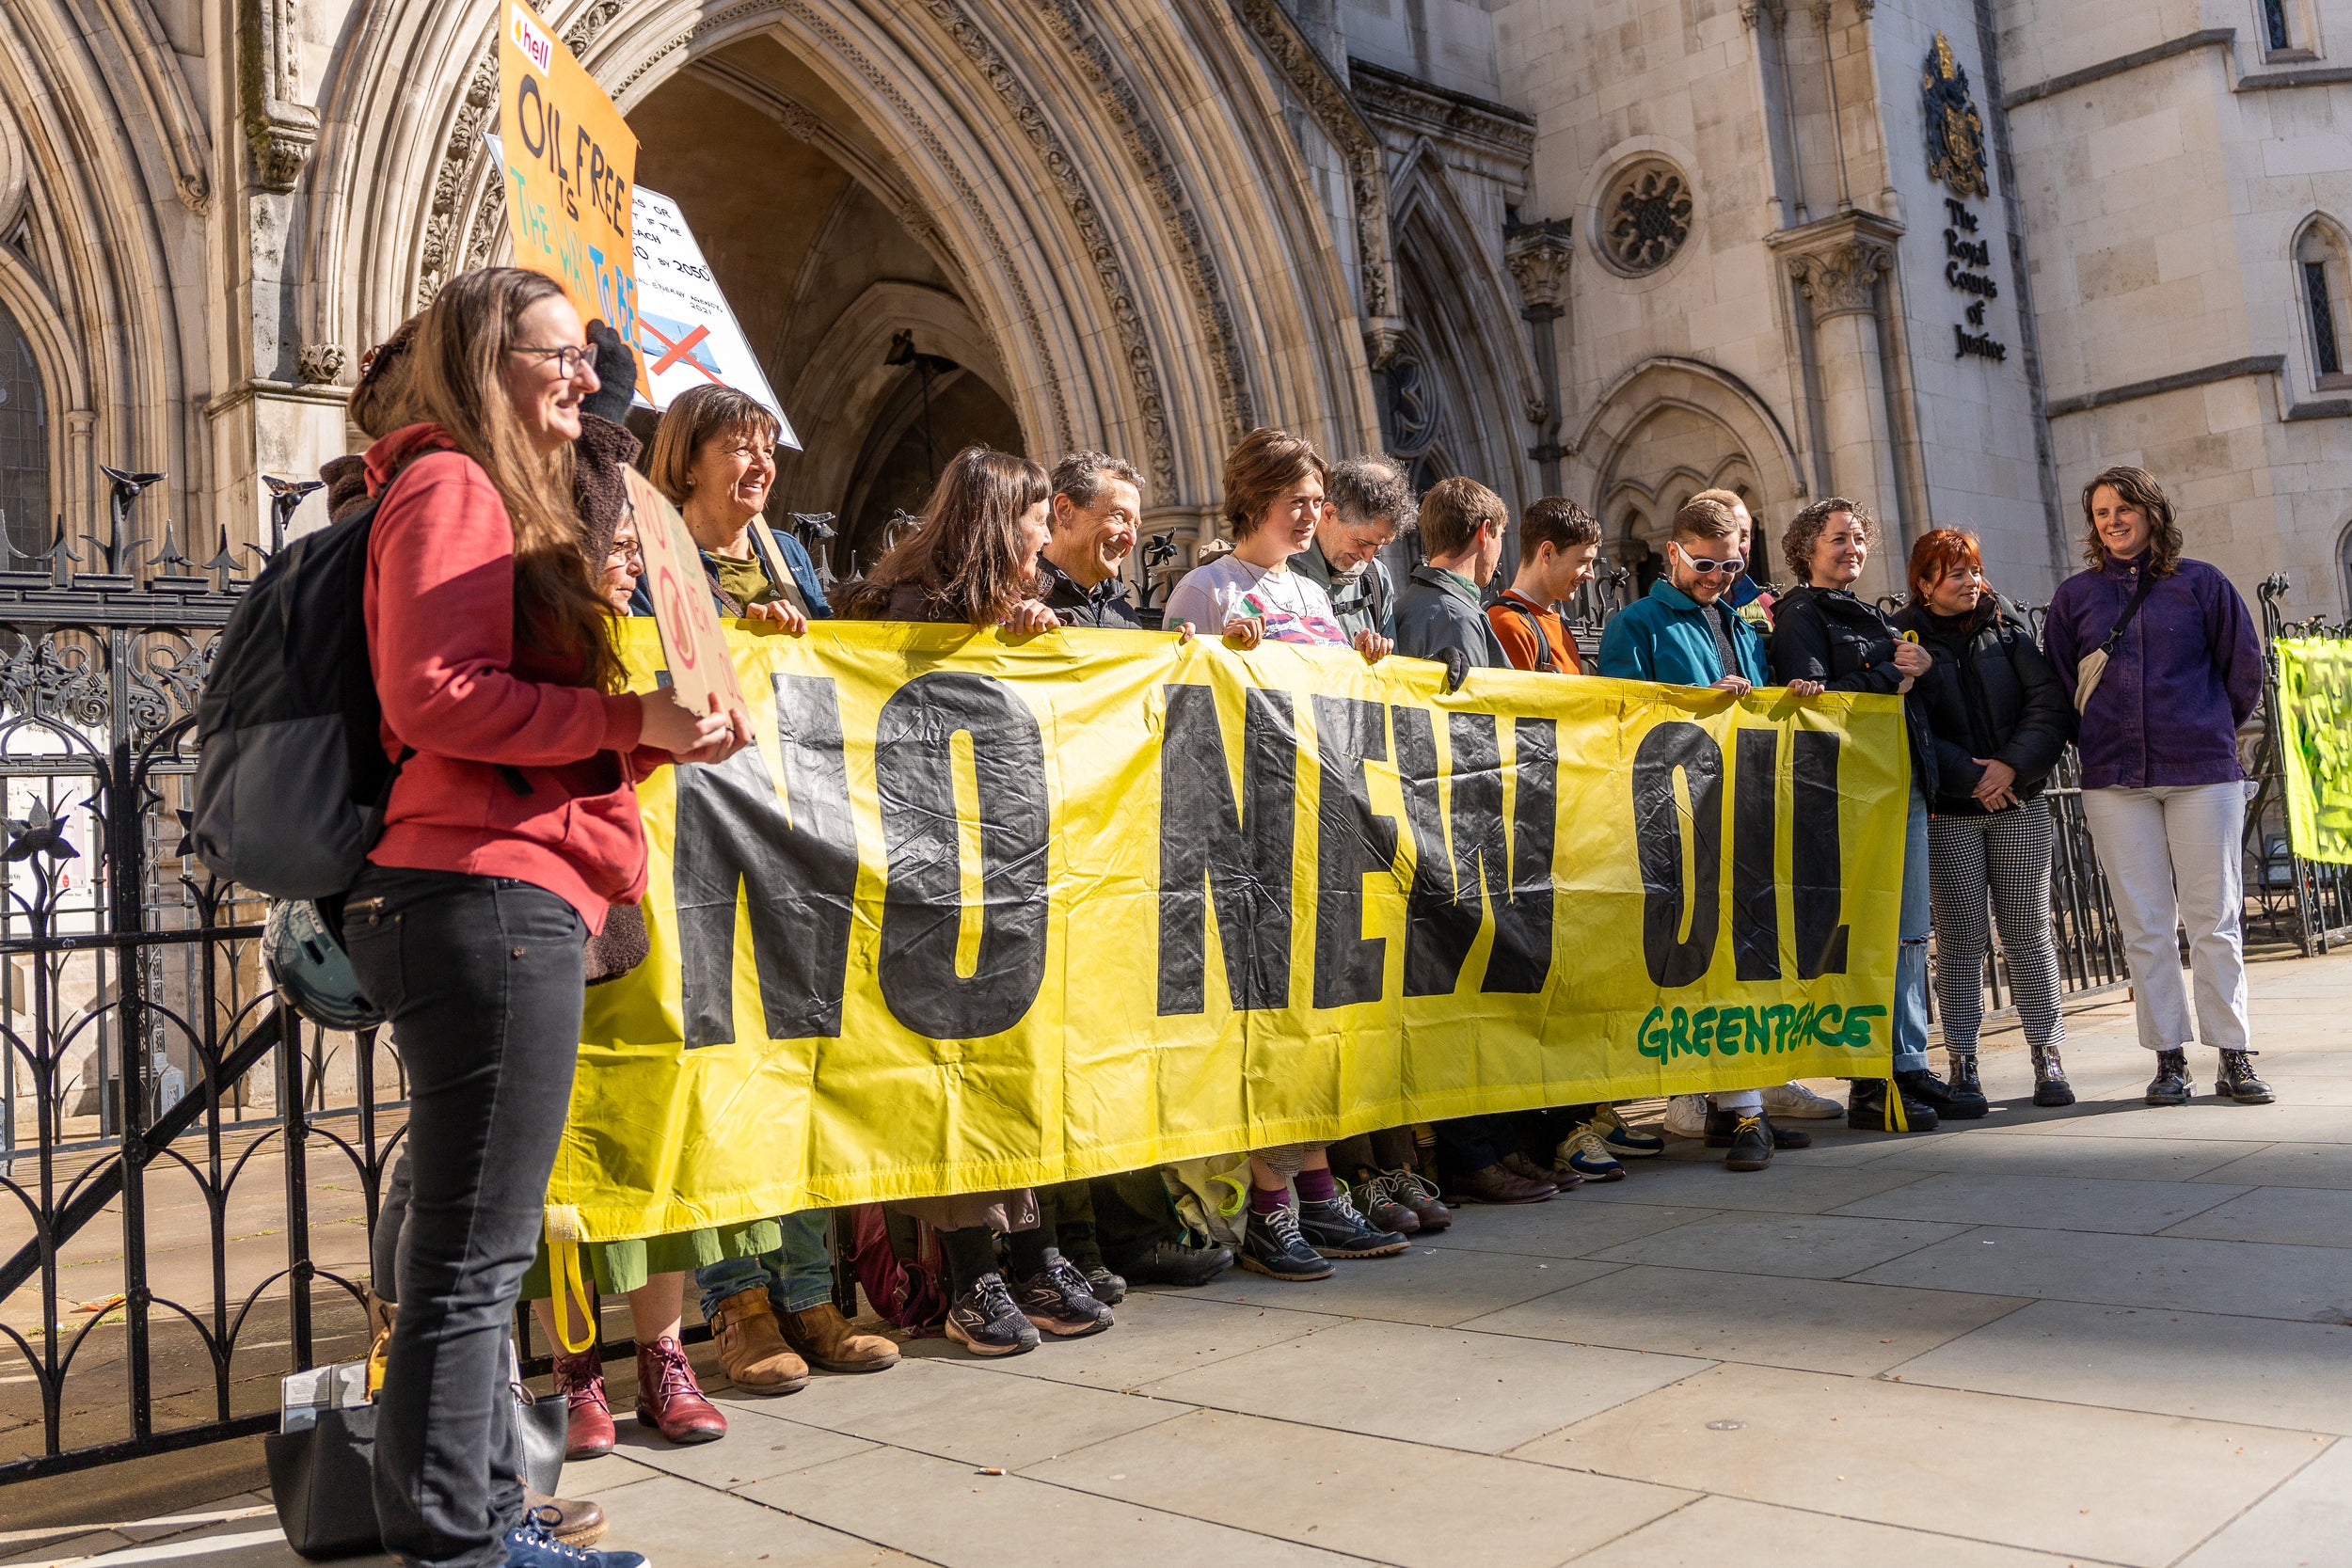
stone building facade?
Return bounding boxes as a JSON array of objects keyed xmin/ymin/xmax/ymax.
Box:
[{"xmin": 0, "ymin": 0, "xmax": 2345, "ymax": 612}]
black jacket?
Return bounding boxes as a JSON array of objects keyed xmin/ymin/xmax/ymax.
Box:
[
  {"xmin": 1770, "ymin": 582, "xmax": 1938, "ymax": 800},
  {"xmin": 1039, "ymin": 558, "xmax": 1142, "ymax": 629},
  {"xmin": 1890, "ymin": 597, "xmax": 2075, "ymax": 816}
]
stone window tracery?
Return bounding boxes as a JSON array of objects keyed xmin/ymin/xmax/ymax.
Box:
[
  {"xmin": 1598, "ymin": 161, "xmax": 1694, "ymax": 276},
  {"xmin": 0, "ymin": 297, "xmax": 46, "ymax": 562},
  {"xmin": 2294, "ymin": 220, "xmax": 2350, "ymax": 387}
]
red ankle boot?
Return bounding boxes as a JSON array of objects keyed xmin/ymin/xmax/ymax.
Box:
[
  {"xmin": 551, "ymin": 1347, "xmax": 616, "ymax": 1459},
  {"xmin": 635, "ymin": 1335, "xmax": 726, "ymax": 1445}
]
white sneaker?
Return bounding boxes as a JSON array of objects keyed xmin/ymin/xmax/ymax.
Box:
[
  {"xmin": 1760, "ymin": 1081, "xmax": 1843, "ymax": 1119},
  {"xmin": 1662, "ymin": 1094, "xmax": 1708, "ymax": 1138}
]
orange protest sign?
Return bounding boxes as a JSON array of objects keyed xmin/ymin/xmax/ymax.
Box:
[
  {"xmin": 498, "ymin": 0, "xmax": 644, "ymax": 386},
  {"xmin": 623, "ymin": 468, "xmax": 747, "ymax": 722}
]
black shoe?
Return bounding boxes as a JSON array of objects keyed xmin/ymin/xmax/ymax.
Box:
[
  {"xmin": 1013, "ymin": 1249, "xmax": 1114, "ymax": 1338},
  {"xmin": 1703, "ymin": 1108, "xmax": 1811, "ymax": 1149},
  {"xmin": 1723, "ymin": 1113, "xmax": 1772, "ymax": 1172},
  {"xmin": 1113, "ymin": 1240, "xmax": 1233, "ymax": 1287},
  {"xmin": 1295, "ymin": 1194, "xmax": 1410, "ymax": 1259},
  {"xmin": 2030, "ymin": 1044, "xmax": 2076, "ymax": 1108},
  {"xmin": 1081, "ymin": 1262, "xmax": 1128, "ymax": 1306},
  {"xmin": 1943, "ymin": 1053, "xmax": 1992, "ymax": 1117},
  {"xmin": 944, "ymin": 1274, "xmax": 1041, "ymax": 1356},
  {"xmin": 1896, "ymin": 1067, "xmax": 1985, "ymax": 1122},
  {"xmin": 1847, "ymin": 1078, "xmax": 1939, "ymax": 1132},
  {"xmin": 2146, "ymin": 1048, "xmax": 2191, "ymax": 1106},
  {"xmin": 1237, "ymin": 1203, "xmax": 1334, "ymax": 1282},
  {"xmin": 2215, "ymin": 1050, "xmax": 2275, "ymax": 1104}
]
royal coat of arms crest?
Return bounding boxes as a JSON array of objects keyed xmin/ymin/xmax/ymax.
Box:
[{"xmin": 1922, "ymin": 31, "xmax": 1990, "ymax": 201}]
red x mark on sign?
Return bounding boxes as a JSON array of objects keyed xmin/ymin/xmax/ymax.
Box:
[{"xmin": 640, "ymin": 319, "xmax": 718, "ymax": 380}]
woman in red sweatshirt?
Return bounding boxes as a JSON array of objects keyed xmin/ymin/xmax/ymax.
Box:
[{"xmin": 342, "ymin": 266, "xmax": 740, "ymax": 1568}]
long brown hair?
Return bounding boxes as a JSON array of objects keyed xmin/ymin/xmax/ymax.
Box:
[
  {"xmin": 854, "ymin": 446, "xmax": 1051, "ymax": 626},
  {"xmin": 2078, "ymin": 464, "xmax": 2184, "ymax": 576},
  {"xmin": 407, "ymin": 268, "xmax": 622, "ymax": 690}
]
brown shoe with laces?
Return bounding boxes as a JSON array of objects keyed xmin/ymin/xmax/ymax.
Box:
[
  {"xmin": 1450, "ymin": 1162, "xmax": 1557, "ymax": 1204},
  {"xmin": 634, "ymin": 1335, "xmax": 727, "ymax": 1445},
  {"xmin": 550, "ymin": 1346, "xmax": 614, "ymax": 1460},
  {"xmin": 780, "ymin": 1302, "xmax": 899, "ymax": 1373},
  {"xmin": 707, "ymin": 1287, "xmax": 808, "ymax": 1395},
  {"xmin": 521, "ymin": 1491, "xmax": 606, "ymax": 1548}
]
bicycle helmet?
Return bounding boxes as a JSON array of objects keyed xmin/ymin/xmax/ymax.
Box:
[{"xmin": 263, "ymin": 898, "xmax": 386, "ymax": 1030}]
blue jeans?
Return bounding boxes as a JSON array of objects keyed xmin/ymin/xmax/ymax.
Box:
[
  {"xmin": 1895, "ymin": 786, "xmax": 1931, "ymax": 1072},
  {"xmin": 696, "ymin": 1210, "xmax": 834, "ymax": 1320}
]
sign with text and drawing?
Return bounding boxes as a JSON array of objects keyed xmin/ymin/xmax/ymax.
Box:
[
  {"xmin": 545, "ymin": 621, "xmax": 1909, "ymax": 1241},
  {"xmin": 624, "ymin": 467, "xmax": 747, "ymax": 722},
  {"xmin": 498, "ymin": 0, "xmax": 644, "ymax": 388},
  {"xmin": 631, "ymin": 186, "xmax": 798, "ymax": 444},
  {"xmin": 2277, "ymin": 638, "xmax": 2352, "ymax": 864}
]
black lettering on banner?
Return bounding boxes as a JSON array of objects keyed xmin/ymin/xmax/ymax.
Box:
[
  {"xmin": 875, "ymin": 672, "xmax": 1050, "ymax": 1039},
  {"xmin": 1632, "ymin": 721, "xmax": 1722, "ymax": 989},
  {"xmin": 1791, "ymin": 728, "xmax": 1851, "ymax": 977},
  {"xmin": 670, "ymin": 674, "xmax": 860, "ymax": 1046},
  {"xmin": 516, "ymin": 75, "xmax": 546, "ymax": 159},
  {"xmin": 1156, "ymin": 685, "xmax": 1297, "ymax": 1014},
  {"xmin": 1731, "ymin": 728, "xmax": 1782, "ymax": 981},
  {"xmin": 1396, "ymin": 710, "xmax": 1557, "ymax": 995},
  {"xmin": 1311, "ymin": 695, "xmax": 1397, "ymax": 1009}
]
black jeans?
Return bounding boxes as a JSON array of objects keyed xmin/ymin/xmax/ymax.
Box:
[{"xmin": 344, "ymin": 867, "xmax": 587, "ymax": 1568}]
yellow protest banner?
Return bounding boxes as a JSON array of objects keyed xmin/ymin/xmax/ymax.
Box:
[
  {"xmin": 498, "ymin": 0, "xmax": 643, "ymax": 385},
  {"xmin": 548, "ymin": 620, "xmax": 1909, "ymax": 1242},
  {"xmin": 2277, "ymin": 637, "xmax": 2352, "ymax": 864}
]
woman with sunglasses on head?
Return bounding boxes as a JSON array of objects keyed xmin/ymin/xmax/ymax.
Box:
[
  {"xmin": 343, "ymin": 265, "xmax": 747, "ymax": 1568},
  {"xmin": 1771, "ymin": 498, "xmax": 1965, "ymax": 1133}
]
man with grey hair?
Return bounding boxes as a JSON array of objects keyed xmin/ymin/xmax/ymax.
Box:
[
  {"xmin": 1039, "ymin": 450, "xmax": 1145, "ymax": 629},
  {"xmin": 1294, "ymin": 454, "xmax": 1413, "ymax": 641}
]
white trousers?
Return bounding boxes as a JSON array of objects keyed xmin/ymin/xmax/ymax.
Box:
[{"xmin": 2078, "ymin": 782, "xmax": 2252, "ymax": 1053}]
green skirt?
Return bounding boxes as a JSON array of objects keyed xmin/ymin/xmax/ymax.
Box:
[{"xmin": 519, "ymin": 1217, "xmax": 783, "ymax": 1301}]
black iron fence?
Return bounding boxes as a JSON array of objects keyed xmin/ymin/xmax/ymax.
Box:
[{"xmin": 0, "ymin": 496, "xmax": 2344, "ymax": 1482}]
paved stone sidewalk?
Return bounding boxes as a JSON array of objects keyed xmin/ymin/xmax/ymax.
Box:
[{"xmin": 9, "ymin": 953, "xmax": 2352, "ymax": 1568}]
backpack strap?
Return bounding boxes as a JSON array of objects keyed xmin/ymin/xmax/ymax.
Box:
[{"xmin": 1493, "ymin": 596, "xmax": 1555, "ymax": 673}]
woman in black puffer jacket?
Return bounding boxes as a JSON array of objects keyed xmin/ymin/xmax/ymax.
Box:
[
  {"xmin": 1891, "ymin": 529, "xmax": 2077, "ymax": 1109},
  {"xmin": 1771, "ymin": 498, "xmax": 1958, "ymax": 1132}
]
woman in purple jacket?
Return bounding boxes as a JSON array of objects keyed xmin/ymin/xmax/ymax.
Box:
[{"xmin": 2042, "ymin": 466, "xmax": 2271, "ymax": 1107}]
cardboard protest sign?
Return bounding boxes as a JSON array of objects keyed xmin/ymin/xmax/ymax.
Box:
[
  {"xmin": 623, "ymin": 468, "xmax": 747, "ymax": 723},
  {"xmin": 498, "ymin": 0, "xmax": 644, "ymax": 386},
  {"xmin": 632, "ymin": 187, "xmax": 799, "ymax": 446}
]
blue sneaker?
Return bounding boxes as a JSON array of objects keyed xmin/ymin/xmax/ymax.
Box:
[
  {"xmin": 505, "ymin": 1513, "xmax": 648, "ymax": 1568},
  {"xmin": 1594, "ymin": 1106, "xmax": 1664, "ymax": 1159},
  {"xmin": 1557, "ymin": 1125, "xmax": 1627, "ymax": 1182}
]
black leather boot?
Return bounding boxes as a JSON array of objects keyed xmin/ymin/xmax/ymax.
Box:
[
  {"xmin": 2145, "ymin": 1048, "xmax": 2191, "ymax": 1106},
  {"xmin": 1930, "ymin": 1057, "xmax": 1990, "ymax": 1119},
  {"xmin": 2029, "ymin": 1043, "xmax": 2076, "ymax": 1108},
  {"xmin": 2215, "ymin": 1050, "xmax": 2275, "ymax": 1105}
]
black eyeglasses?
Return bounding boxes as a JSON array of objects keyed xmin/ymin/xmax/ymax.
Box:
[{"xmin": 511, "ymin": 344, "xmax": 595, "ymax": 378}]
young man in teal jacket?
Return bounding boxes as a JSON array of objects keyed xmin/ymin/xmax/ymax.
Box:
[{"xmin": 1597, "ymin": 497, "xmax": 1822, "ymax": 1172}]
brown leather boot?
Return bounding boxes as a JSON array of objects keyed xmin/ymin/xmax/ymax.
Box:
[
  {"xmin": 781, "ymin": 1302, "xmax": 900, "ymax": 1374},
  {"xmin": 707, "ymin": 1287, "xmax": 808, "ymax": 1394}
]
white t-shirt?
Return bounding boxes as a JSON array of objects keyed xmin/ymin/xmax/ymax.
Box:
[{"xmin": 1163, "ymin": 556, "xmax": 1351, "ymax": 648}]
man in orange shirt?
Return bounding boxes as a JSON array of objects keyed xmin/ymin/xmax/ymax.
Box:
[{"xmin": 1482, "ymin": 497, "xmax": 1667, "ymax": 1180}]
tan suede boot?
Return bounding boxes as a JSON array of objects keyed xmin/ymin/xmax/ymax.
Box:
[
  {"xmin": 781, "ymin": 1302, "xmax": 900, "ymax": 1373},
  {"xmin": 707, "ymin": 1287, "xmax": 808, "ymax": 1394}
]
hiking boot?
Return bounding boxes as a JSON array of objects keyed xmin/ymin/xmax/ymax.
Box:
[
  {"xmin": 1760, "ymin": 1081, "xmax": 1844, "ymax": 1119},
  {"xmin": 1013, "ymin": 1249, "xmax": 1114, "ymax": 1337},
  {"xmin": 1899, "ymin": 1066, "xmax": 1985, "ymax": 1122},
  {"xmin": 1847, "ymin": 1078, "xmax": 1939, "ymax": 1132},
  {"xmin": 1381, "ymin": 1167, "xmax": 1454, "ymax": 1230},
  {"xmin": 707, "ymin": 1287, "xmax": 808, "ymax": 1394},
  {"xmin": 1081, "ymin": 1262, "xmax": 1129, "ymax": 1306},
  {"xmin": 1115, "ymin": 1240, "xmax": 1233, "ymax": 1287},
  {"xmin": 2030, "ymin": 1043, "xmax": 2076, "ymax": 1107},
  {"xmin": 501, "ymin": 1513, "xmax": 645, "ymax": 1568},
  {"xmin": 1944, "ymin": 1053, "xmax": 1991, "ymax": 1117},
  {"xmin": 2146, "ymin": 1048, "xmax": 2191, "ymax": 1106},
  {"xmin": 634, "ymin": 1336, "xmax": 726, "ymax": 1445},
  {"xmin": 1504, "ymin": 1150, "xmax": 1584, "ymax": 1193},
  {"xmin": 779, "ymin": 1302, "xmax": 898, "ymax": 1373},
  {"xmin": 2215, "ymin": 1050, "xmax": 2276, "ymax": 1104},
  {"xmin": 1348, "ymin": 1174, "xmax": 1422, "ymax": 1235},
  {"xmin": 550, "ymin": 1346, "xmax": 615, "ymax": 1460},
  {"xmin": 1703, "ymin": 1107, "xmax": 1811, "ymax": 1149},
  {"xmin": 1451, "ymin": 1162, "xmax": 1557, "ymax": 1204},
  {"xmin": 1662, "ymin": 1094, "xmax": 1708, "ymax": 1139},
  {"xmin": 944, "ymin": 1274, "xmax": 1040, "ymax": 1355},
  {"xmin": 1296, "ymin": 1193, "xmax": 1410, "ymax": 1259},
  {"xmin": 1593, "ymin": 1106, "xmax": 1665, "ymax": 1159},
  {"xmin": 1723, "ymin": 1113, "xmax": 1773, "ymax": 1173},
  {"xmin": 522, "ymin": 1491, "xmax": 606, "ymax": 1550},
  {"xmin": 1555, "ymin": 1124, "xmax": 1627, "ymax": 1183},
  {"xmin": 1238, "ymin": 1203, "xmax": 1334, "ymax": 1282}
]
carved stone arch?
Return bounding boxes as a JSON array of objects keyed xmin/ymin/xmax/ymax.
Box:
[
  {"xmin": 1571, "ymin": 356, "xmax": 1806, "ymax": 540},
  {"xmin": 1385, "ymin": 137, "xmax": 1542, "ymax": 507}
]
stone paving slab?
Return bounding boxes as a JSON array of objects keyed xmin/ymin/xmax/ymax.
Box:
[{"xmin": 1827, "ymin": 1169, "xmax": 2250, "ymax": 1233}]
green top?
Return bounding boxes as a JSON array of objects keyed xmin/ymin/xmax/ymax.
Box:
[
  {"xmin": 1434, "ymin": 566, "xmax": 1482, "ymax": 602},
  {"xmin": 712, "ymin": 550, "xmax": 810, "ymax": 617}
]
